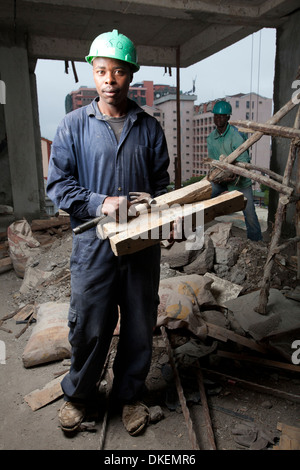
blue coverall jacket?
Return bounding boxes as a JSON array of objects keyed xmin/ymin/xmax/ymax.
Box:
[
  {"xmin": 47, "ymin": 97, "xmax": 170, "ymax": 229},
  {"xmin": 47, "ymin": 98, "xmax": 170, "ymax": 403}
]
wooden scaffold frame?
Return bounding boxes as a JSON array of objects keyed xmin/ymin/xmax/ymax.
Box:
[{"xmin": 206, "ymin": 68, "xmax": 300, "ymax": 315}]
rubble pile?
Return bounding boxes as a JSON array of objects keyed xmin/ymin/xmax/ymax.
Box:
[
  {"xmin": 161, "ymin": 221, "xmax": 299, "ymax": 295},
  {"xmin": 1, "ymin": 215, "xmax": 299, "ymax": 450},
  {"xmin": 3, "ymin": 218, "xmax": 297, "ymax": 310}
]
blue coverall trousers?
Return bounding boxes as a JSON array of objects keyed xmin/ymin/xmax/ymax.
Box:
[
  {"xmin": 61, "ymin": 230, "xmax": 161, "ymax": 405},
  {"xmin": 211, "ymin": 183, "xmax": 263, "ymax": 241}
]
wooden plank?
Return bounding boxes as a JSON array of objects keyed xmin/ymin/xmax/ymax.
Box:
[
  {"xmin": 128, "ymin": 178, "xmax": 213, "ymax": 217},
  {"xmin": 98, "ymin": 178, "xmax": 212, "ymax": 240},
  {"xmin": 14, "ymin": 303, "xmax": 35, "ymax": 323},
  {"xmin": 0, "ymin": 241, "xmax": 9, "ymax": 259},
  {"xmin": 274, "ymin": 423, "xmax": 300, "ymax": 450},
  {"xmin": 24, "ymin": 372, "xmax": 68, "ymax": 411},
  {"xmin": 206, "ymin": 322, "xmax": 269, "ymax": 354},
  {"xmin": 30, "ymin": 215, "xmax": 70, "ymax": 232},
  {"xmin": 161, "ymin": 326, "xmax": 200, "ymax": 450},
  {"xmin": 104, "ymin": 191, "xmax": 245, "ymax": 256},
  {"xmin": 216, "ymin": 350, "xmax": 300, "ymax": 373},
  {"xmin": 195, "ymin": 367, "xmax": 217, "ymax": 450},
  {"xmin": 201, "ymin": 368, "xmax": 300, "ymax": 403},
  {"xmin": 0, "ymin": 256, "xmax": 13, "ymax": 273},
  {"xmin": 153, "ymin": 177, "xmax": 212, "ymax": 206}
]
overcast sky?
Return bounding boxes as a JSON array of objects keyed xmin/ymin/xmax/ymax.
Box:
[{"xmin": 36, "ymin": 27, "xmax": 276, "ymax": 141}]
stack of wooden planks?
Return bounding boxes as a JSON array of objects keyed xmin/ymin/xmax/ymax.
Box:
[{"xmin": 97, "ymin": 179, "xmax": 246, "ymax": 256}]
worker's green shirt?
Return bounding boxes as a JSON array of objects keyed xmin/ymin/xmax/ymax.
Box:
[{"xmin": 207, "ymin": 124, "xmax": 252, "ymax": 190}]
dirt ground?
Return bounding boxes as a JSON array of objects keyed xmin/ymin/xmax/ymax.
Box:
[{"xmin": 0, "ymin": 217, "xmax": 299, "ymax": 453}]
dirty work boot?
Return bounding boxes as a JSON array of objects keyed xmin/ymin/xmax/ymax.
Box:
[
  {"xmin": 58, "ymin": 401, "xmax": 85, "ymax": 432},
  {"xmin": 122, "ymin": 402, "xmax": 150, "ymax": 436}
]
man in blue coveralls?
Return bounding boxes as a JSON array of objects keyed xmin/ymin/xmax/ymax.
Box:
[
  {"xmin": 207, "ymin": 100, "xmax": 262, "ymax": 241},
  {"xmin": 47, "ymin": 30, "xmax": 170, "ymax": 435}
]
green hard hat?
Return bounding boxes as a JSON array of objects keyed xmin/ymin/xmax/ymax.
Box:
[
  {"xmin": 212, "ymin": 101, "xmax": 232, "ymax": 115},
  {"xmin": 85, "ymin": 29, "xmax": 140, "ymax": 72}
]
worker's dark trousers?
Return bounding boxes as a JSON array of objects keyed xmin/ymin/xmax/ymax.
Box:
[
  {"xmin": 61, "ymin": 230, "xmax": 161, "ymax": 404},
  {"xmin": 211, "ymin": 183, "xmax": 263, "ymax": 241}
]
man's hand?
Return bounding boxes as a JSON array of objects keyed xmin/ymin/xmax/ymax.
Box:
[{"xmin": 101, "ymin": 196, "xmax": 130, "ymax": 222}]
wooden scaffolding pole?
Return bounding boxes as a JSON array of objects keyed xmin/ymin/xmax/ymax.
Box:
[
  {"xmin": 255, "ymin": 105, "xmax": 300, "ymax": 314},
  {"xmin": 206, "ymin": 78, "xmax": 300, "ymax": 315},
  {"xmin": 175, "ymin": 46, "xmax": 182, "ymax": 190},
  {"xmin": 206, "ymin": 159, "xmax": 294, "ymax": 197},
  {"xmin": 230, "ymin": 119, "xmax": 300, "ymax": 140},
  {"xmin": 207, "ymin": 93, "xmax": 300, "ymax": 183}
]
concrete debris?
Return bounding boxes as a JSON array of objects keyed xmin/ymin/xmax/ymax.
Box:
[
  {"xmin": 149, "ymin": 405, "xmax": 164, "ymax": 423},
  {"xmin": 224, "ymin": 289, "xmax": 300, "ymax": 342},
  {"xmin": 183, "ymin": 235, "xmax": 214, "ymax": 275},
  {"xmin": 203, "ymin": 273, "xmax": 243, "ymax": 306},
  {"xmin": 3, "ymin": 217, "xmax": 297, "ymax": 366},
  {"xmin": 174, "ymin": 338, "xmax": 218, "ymax": 367},
  {"xmin": 231, "ymin": 422, "xmax": 276, "ymax": 450},
  {"xmin": 1, "ymin": 214, "xmax": 299, "ymax": 451}
]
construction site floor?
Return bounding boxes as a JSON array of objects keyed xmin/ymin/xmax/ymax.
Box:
[{"xmin": 0, "ymin": 210, "xmax": 299, "ymax": 453}]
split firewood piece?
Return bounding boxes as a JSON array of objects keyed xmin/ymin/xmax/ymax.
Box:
[
  {"xmin": 105, "ymin": 191, "xmax": 245, "ymax": 256},
  {"xmin": 98, "ymin": 178, "xmax": 212, "ymax": 240}
]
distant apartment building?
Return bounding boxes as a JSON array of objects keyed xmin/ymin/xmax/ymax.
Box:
[
  {"xmin": 127, "ymin": 82, "xmax": 177, "ymax": 108},
  {"xmin": 66, "ymin": 82, "xmax": 177, "ymax": 112},
  {"xmin": 128, "ymin": 81, "xmax": 153, "ymax": 107},
  {"xmin": 147, "ymin": 94, "xmax": 196, "ymax": 183},
  {"xmin": 193, "ymin": 93, "xmax": 272, "ymax": 181},
  {"xmin": 65, "ymin": 86, "xmax": 98, "ymax": 113},
  {"xmin": 141, "ymin": 105, "xmax": 164, "ymax": 127}
]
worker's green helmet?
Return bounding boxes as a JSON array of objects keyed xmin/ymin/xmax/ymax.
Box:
[
  {"xmin": 212, "ymin": 101, "xmax": 232, "ymax": 115},
  {"xmin": 85, "ymin": 29, "xmax": 140, "ymax": 72}
]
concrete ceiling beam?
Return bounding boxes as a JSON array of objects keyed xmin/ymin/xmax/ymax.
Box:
[
  {"xmin": 28, "ymin": 34, "xmax": 177, "ymax": 67},
  {"xmin": 21, "ymin": 0, "xmax": 259, "ymax": 20},
  {"xmin": 180, "ymin": 24, "xmax": 259, "ymax": 67},
  {"xmin": 21, "ymin": 0, "xmax": 300, "ymax": 20}
]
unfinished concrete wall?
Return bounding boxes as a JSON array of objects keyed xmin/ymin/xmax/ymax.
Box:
[
  {"xmin": 269, "ymin": 9, "xmax": 300, "ymax": 237},
  {"xmin": 0, "ymin": 106, "xmax": 12, "ymax": 207},
  {"xmin": 0, "ymin": 35, "xmax": 45, "ymax": 225}
]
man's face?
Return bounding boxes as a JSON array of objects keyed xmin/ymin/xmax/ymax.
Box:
[
  {"xmin": 213, "ymin": 113, "xmax": 230, "ymax": 132},
  {"xmin": 92, "ymin": 57, "xmax": 133, "ymax": 111}
]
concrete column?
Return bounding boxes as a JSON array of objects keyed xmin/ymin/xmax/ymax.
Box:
[
  {"xmin": 0, "ymin": 44, "xmax": 43, "ymax": 221},
  {"xmin": 270, "ymin": 10, "xmax": 300, "ymax": 236}
]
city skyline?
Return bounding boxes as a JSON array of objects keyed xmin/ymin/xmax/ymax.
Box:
[{"xmin": 36, "ymin": 27, "xmax": 276, "ymax": 141}]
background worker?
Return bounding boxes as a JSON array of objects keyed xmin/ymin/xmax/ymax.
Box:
[
  {"xmin": 207, "ymin": 100, "xmax": 262, "ymax": 241},
  {"xmin": 47, "ymin": 30, "xmax": 170, "ymax": 435}
]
